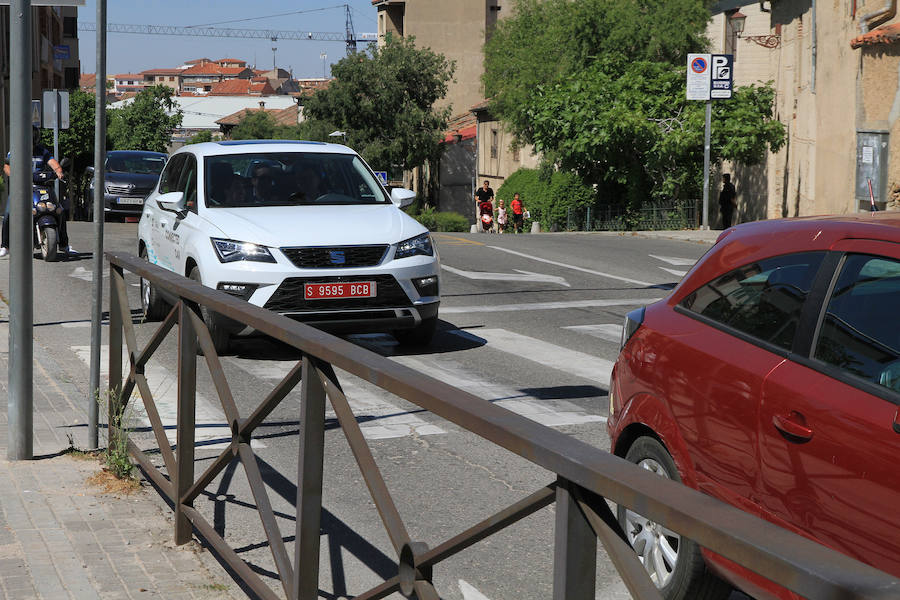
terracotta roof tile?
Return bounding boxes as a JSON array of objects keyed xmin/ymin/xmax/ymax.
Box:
[
  {"xmin": 80, "ymin": 73, "xmax": 97, "ymax": 88},
  {"xmin": 185, "ymin": 58, "xmax": 212, "ymax": 65},
  {"xmin": 182, "ymin": 63, "xmax": 225, "ymax": 76},
  {"xmin": 141, "ymin": 68, "xmax": 183, "ymax": 75},
  {"xmin": 851, "ymin": 22, "xmax": 900, "ymax": 48},
  {"xmin": 216, "ymin": 58, "xmax": 246, "ymax": 65},
  {"xmin": 208, "ymin": 78, "xmax": 277, "ymax": 96},
  {"xmin": 215, "ymin": 105, "xmax": 298, "ymax": 126}
]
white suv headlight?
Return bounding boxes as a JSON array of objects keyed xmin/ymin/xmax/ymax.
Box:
[
  {"xmin": 211, "ymin": 238, "xmax": 276, "ymax": 263},
  {"xmin": 395, "ymin": 233, "xmax": 434, "ymax": 259}
]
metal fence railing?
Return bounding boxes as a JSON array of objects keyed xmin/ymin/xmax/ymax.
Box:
[
  {"xmin": 565, "ymin": 201, "xmax": 700, "ymax": 232},
  {"xmin": 105, "ymin": 250, "xmax": 900, "ymax": 600}
]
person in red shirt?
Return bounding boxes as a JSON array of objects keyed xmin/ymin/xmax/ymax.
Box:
[{"xmin": 510, "ymin": 192, "xmax": 527, "ymax": 234}]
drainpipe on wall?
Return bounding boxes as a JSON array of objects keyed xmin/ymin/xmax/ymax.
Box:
[
  {"xmin": 811, "ymin": 0, "xmax": 817, "ymax": 93},
  {"xmin": 858, "ymin": 0, "xmax": 897, "ymax": 33}
]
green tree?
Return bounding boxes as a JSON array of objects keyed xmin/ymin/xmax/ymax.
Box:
[
  {"xmin": 107, "ymin": 85, "xmax": 182, "ymax": 152},
  {"xmin": 37, "ymin": 89, "xmax": 97, "ymax": 173},
  {"xmin": 187, "ymin": 130, "xmax": 213, "ymax": 144},
  {"xmin": 483, "ymin": 0, "xmax": 711, "ymax": 143},
  {"xmin": 301, "ymin": 35, "xmax": 455, "ymax": 173},
  {"xmin": 528, "ymin": 60, "xmax": 785, "ymax": 204},
  {"xmin": 230, "ymin": 110, "xmax": 277, "ymax": 140}
]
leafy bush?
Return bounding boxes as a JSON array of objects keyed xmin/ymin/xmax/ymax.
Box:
[
  {"xmin": 187, "ymin": 130, "xmax": 213, "ymax": 144},
  {"xmin": 497, "ymin": 168, "xmax": 596, "ymax": 231},
  {"xmin": 434, "ymin": 211, "xmax": 469, "ymax": 232},
  {"xmin": 413, "ymin": 207, "xmax": 469, "ymax": 232}
]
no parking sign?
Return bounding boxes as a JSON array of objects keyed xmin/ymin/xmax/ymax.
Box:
[{"xmin": 686, "ymin": 53, "xmax": 733, "ymax": 101}]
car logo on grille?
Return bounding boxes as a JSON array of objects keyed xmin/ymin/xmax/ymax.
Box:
[{"xmin": 329, "ymin": 250, "xmax": 346, "ymax": 265}]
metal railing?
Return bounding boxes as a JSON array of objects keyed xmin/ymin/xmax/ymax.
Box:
[
  {"xmin": 105, "ymin": 250, "xmax": 900, "ymax": 600},
  {"xmin": 565, "ymin": 201, "xmax": 700, "ymax": 232}
]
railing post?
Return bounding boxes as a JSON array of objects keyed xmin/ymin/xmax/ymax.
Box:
[
  {"xmin": 553, "ymin": 478, "xmax": 597, "ymax": 600},
  {"xmin": 107, "ymin": 264, "xmax": 124, "ymax": 448},
  {"xmin": 294, "ymin": 356, "xmax": 326, "ymax": 600},
  {"xmin": 175, "ymin": 302, "xmax": 197, "ymax": 545}
]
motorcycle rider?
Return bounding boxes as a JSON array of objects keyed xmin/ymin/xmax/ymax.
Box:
[{"xmin": 1, "ymin": 126, "xmax": 73, "ymax": 257}]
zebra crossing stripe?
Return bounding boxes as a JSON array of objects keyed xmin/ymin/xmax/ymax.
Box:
[
  {"xmin": 563, "ymin": 323, "xmax": 623, "ymax": 344},
  {"xmin": 450, "ymin": 329, "xmax": 614, "ymax": 388},
  {"xmin": 72, "ymin": 346, "xmax": 264, "ymax": 449},
  {"xmin": 226, "ymin": 357, "xmax": 445, "ymax": 440},
  {"xmin": 396, "ymin": 354, "xmax": 607, "ymax": 427},
  {"xmin": 441, "ymin": 298, "xmax": 659, "ymax": 314}
]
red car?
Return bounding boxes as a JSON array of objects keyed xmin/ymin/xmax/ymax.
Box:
[{"xmin": 608, "ymin": 214, "xmax": 900, "ymax": 600}]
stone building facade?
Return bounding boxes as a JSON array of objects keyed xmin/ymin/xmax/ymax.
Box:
[{"xmin": 710, "ymin": 0, "xmax": 900, "ymax": 227}]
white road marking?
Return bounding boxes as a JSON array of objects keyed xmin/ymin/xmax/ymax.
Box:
[
  {"xmin": 397, "ymin": 353, "xmax": 607, "ymax": 426},
  {"xmin": 61, "ymin": 321, "xmax": 92, "ymax": 328},
  {"xmin": 649, "ymin": 254, "xmax": 697, "ymax": 266},
  {"xmin": 659, "ymin": 267, "xmax": 688, "ymax": 277},
  {"xmin": 73, "ymin": 346, "xmax": 264, "ymax": 449},
  {"xmin": 441, "ymin": 297, "xmax": 658, "ymax": 314},
  {"xmin": 488, "ymin": 246, "xmax": 658, "ymax": 288},
  {"xmin": 69, "ymin": 266, "xmax": 109, "ymax": 282},
  {"xmin": 459, "ymin": 580, "xmax": 492, "ymax": 600},
  {"xmin": 563, "ymin": 323, "xmax": 623, "ymax": 343},
  {"xmin": 449, "ymin": 329, "xmax": 613, "ymax": 388},
  {"xmin": 226, "ymin": 357, "xmax": 445, "ymax": 440},
  {"xmin": 442, "ymin": 264, "xmax": 570, "ymax": 287}
]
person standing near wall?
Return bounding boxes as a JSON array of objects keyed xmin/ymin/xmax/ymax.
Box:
[{"xmin": 718, "ymin": 173, "xmax": 737, "ymax": 229}]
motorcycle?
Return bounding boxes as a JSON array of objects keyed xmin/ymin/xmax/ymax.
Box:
[{"xmin": 31, "ymin": 168, "xmax": 64, "ymax": 262}]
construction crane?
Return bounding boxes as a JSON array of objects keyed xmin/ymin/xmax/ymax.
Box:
[{"xmin": 79, "ymin": 5, "xmax": 377, "ymax": 56}]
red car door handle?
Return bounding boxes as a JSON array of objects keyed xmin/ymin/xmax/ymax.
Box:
[{"xmin": 773, "ymin": 413, "xmax": 813, "ymax": 442}]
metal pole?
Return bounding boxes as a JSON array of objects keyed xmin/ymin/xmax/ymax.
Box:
[
  {"xmin": 8, "ymin": 0, "xmax": 33, "ymax": 461},
  {"xmin": 701, "ymin": 100, "xmax": 711, "ymax": 230},
  {"xmin": 88, "ymin": 0, "xmax": 107, "ymax": 449},
  {"xmin": 52, "ymin": 91, "xmax": 60, "ymax": 206}
]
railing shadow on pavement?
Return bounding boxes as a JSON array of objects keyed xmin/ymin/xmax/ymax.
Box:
[{"xmin": 105, "ymin": 250, "xmax": 900, "ymax": 600}]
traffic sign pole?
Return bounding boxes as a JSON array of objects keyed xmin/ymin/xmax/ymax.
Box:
[
  {"xmin": 88, "ymin": 0, "xmax": 107, "ymax": 450},
  {"xmin": 8, "ymin": 0, "xmax": 34, "ymax": 461},
  {"xmin": 702, "ymin": 101, "xmax": 711, "ymax": 230}
]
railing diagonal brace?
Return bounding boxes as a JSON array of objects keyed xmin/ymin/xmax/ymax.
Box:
[
  {"xmin": 111, "ymin": 266, "xmax": 140, "ymax": 369},
  {"xmin": 241, "ymin": 359, "xmax": 303, "ymax": 436},
  {"xmin": 419, "ymin": 483, "xmax": 557, "ymax": 569},
  {"xmin": 237, "ymin": 442, "xmax": 295, "ymax": 597},
  {"xmin": 131, "ymin": 372, "xmax": 177, "ymax": 476},
  {"xmin": 187, "ymin": 309, "xmax": 241, "ymax": 426},
  {"xmin": 316, "ymin": 363, "xmax": 412, "ymax": 554},
  {"xmin": 183, "ymin": 447, "xmax": 237, "ymax": 505},
  {"xmin": 572, "ymin": 486, "xmax": 663, "ymax": 600},
  {"xmin": 134, "ymin": 304, "xmax": 178, "ymax": 373}
]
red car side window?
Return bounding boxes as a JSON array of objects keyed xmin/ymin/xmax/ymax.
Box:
[
  {"xmin": 679, "ymin": 252, "xmax": 825, "ymax": 351},
  {"xmin": 814, "ymin": 254, "xmax": 900, "ymax": 393}
]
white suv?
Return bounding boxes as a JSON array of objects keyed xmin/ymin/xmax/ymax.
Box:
[{"xmin": 137, "ymin": 140, "xmax": 440, "ymax": 353}]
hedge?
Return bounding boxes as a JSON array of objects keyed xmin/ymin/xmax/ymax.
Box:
[
  {"xmin": 413, "ymin": 208, "xmax": 469, "ymax": 232},
  {"xmin": 496, "ymin": 168, "xmax": 596, "ymax": 231}
]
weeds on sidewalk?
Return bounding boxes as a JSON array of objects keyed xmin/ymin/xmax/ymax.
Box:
[{"xmin": 97, "ymin": 387, "xmax": 136, "ymax": 480}]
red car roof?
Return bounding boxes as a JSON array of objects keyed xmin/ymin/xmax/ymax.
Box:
[{"xmin": 669, "ymin": 213, "xmax": 900, "ymax": 304}]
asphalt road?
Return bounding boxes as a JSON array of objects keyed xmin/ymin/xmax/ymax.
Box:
[{"xmin": 0, "ymin": 222, "xmax": 755, "ymax": 600}]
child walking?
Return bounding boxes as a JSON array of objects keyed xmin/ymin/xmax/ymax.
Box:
[{"xmin": 496, "ymin": 198, "xmax": 507, "ymax": 234}]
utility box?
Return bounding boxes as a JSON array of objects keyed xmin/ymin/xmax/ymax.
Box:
[{"xmin": 856, "ymin": 130, "xmax": 889, "ymax": 210}]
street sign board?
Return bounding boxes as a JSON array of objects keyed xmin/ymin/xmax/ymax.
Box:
[
  {"xmin": 687, "ymin": 53, "xmax": 711, "ymax": 101},
  {"xmin": 710, "ymin": 54, "xmax": 734, "ymax": 99},
  {"xmin": 53, "ymin": 45, "xmax": 70, "ymax": 60},
  {"xmin": 42, "ymin": 90, "xmax": 70, "ymax": 130},
  {"xmin": 31, "ymin": 100, "xmax": 42, "ymax": 128},
  {"xmin": 373, "ymin": 171, "xmax": 388, "ymax": 185}
]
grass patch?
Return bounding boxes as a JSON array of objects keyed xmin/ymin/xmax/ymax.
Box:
[{"xmin": 86, "ymin": 468, "xmax": 141, "ymax": 495}]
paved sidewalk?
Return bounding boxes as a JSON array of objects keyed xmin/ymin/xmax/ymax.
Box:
[{"xmin": 0, "ymin": 301, "xmax": 243, "ymax": 599}]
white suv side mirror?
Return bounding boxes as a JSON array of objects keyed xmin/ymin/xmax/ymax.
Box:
[
  {"xmin": 157, "ymin": 191, "xmax": 185, "ymax": 212},
  {"xmin": 390, "ymin": 187, "xmax": 416, "ymax": 208}
]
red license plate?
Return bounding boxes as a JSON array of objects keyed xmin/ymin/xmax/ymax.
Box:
[{"xmin": 304, "ymin": 281, "xmax": 377, "ymax": 300}]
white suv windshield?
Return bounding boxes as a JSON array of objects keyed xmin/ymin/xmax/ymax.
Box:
[{"xmin": 203, "ymin": 152, "xmax": 391, "ymax": 208}]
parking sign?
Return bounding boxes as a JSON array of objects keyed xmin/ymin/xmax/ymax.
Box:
[
  {"xmin": 686, "ymin": 53, "xmax": 711, "ymax": 100},
  {"xmin": 710, "ymin": 54, "xmax": 733, "ymax": 99}
]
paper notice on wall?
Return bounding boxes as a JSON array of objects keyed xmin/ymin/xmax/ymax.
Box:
[{"xmin": 862, "ymin": 146, "xmax": 874, "ymax": 164}]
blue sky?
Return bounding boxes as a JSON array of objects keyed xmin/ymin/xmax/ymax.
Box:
[{"xmin": 77, "ymin": 1, "xmax": 380, "ymax": 79}]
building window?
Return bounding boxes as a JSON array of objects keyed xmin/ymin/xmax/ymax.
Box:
[
  {"xmin": 169, "ymin": 76, "xmax": 175, "ymax": 81},
  {"xmin": 490, "ymin": 130, "xmax": 498, "ymax": 159},
  {"xmin": 63, "ymin": 16, "xmax": 76, "ymax": 38}
]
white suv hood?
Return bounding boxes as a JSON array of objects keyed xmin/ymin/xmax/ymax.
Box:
[{"xmin": 205, "ymin": 204, "xmax": 426, "ymax": 247}]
